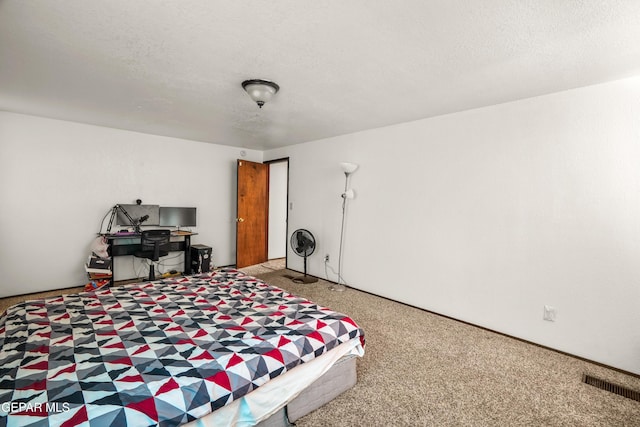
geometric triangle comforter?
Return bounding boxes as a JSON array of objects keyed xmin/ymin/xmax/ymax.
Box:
[{"xmin": 0, "ymin": 269, "xmax": 365, "ymax": 426}]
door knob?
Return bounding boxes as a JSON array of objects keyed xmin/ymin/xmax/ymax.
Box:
[{"xmin": 236, "ymin": 218, "xmax": 245, "ymax": 223}]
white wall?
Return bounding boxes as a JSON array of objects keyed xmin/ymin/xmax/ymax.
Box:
[
  {"xmin": 0, "ymin": 112, "xmax": 262, "ymax": 296},
  {"xmin": 266, "ymin": 76, "xmax": 640, "ymax": 375},
  {"xmin": 268, "ymin": 161, "xmax": 288, "ymax": 259}
]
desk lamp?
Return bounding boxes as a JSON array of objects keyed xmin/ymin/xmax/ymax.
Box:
[{"xmin": 105, "ymin": 205, "xmax": 148, "ymax": 234}]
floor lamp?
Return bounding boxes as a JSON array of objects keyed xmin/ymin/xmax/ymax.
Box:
[{"xmin": 329, "ymin": 162, "xmax": 358, "ymax": 292}]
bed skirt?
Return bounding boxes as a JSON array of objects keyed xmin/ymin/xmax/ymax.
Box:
[
  {"xmin": 258, "ymin": 353, "xmax": 357, "ymax": 426},
  {"xmin": 187, "ymin": 339, "xmax": 362, "ymax": 427}
]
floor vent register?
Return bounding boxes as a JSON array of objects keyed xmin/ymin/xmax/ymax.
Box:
[{"xmin": 582, "ymin": 374, "xmax": 640, "ymax": 403}]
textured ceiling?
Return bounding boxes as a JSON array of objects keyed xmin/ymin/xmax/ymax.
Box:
[{"xmin": 2, "ymin": 1, "xmax": 640, "ymax": 150}]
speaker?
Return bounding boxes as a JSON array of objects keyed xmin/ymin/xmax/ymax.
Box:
[{"xmin": 191, "ymin": 244, "xmax": 212, "ymax": 273}]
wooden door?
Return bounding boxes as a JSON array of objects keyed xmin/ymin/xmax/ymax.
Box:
[{"xmin": 236, "ymin": 159, "xmax": 269, "ymax": 268}]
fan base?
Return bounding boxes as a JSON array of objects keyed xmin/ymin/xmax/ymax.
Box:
[
  {"xmin": 292, "ymin": 275, "xmax": 318, "ymax": 284},
  {"xmin": 328, "ymin": 284, "xmax": 346, "ymax": 292}
]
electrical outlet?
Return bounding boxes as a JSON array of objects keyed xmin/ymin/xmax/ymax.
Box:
[
  {"xmin": 324, "ymin": 254, "xmax": 330, "ymax": 262},
  {"xmin": 543, "ymin": 305, "xmax": 557, "ymax": 322}
]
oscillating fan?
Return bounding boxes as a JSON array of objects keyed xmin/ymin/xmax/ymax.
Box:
[{"xmin": 290, "ymin": 229, "xmax": 318, "ymax": 284}]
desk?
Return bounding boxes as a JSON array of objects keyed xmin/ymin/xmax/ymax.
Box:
[{"xmin": 105, "ymin": 232, "xmax": 197, "ymax": 283}]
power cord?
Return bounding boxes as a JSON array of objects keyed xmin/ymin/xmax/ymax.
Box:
[
  {"xmin": 97, "ymin": 208, "xmax": 111, "ymax": 234},
  {"xmin": 324, "ymin": 259, "xmax": 346, "ymax": 285}
]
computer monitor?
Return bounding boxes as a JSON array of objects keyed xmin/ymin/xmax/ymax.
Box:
[
  {"xmin": 159, "ymin": 207, "xmax": 197, "ymax": 227},
  {"xmin": 116, "ymin": 204, "xmax": 160, "ymax": 226}
]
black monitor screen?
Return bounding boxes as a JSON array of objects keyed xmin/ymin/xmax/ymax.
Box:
[
  {"xmin": 116, "ymin": 204, "xmax": 160, "ymax": 226},
  {"xmin": 159, "ymin": 207, "xmax": 197, "ymax": 227}
]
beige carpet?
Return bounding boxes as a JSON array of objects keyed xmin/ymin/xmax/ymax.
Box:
[
  {"xmin": 250, "ymin": 269, "xmax": 640, "ymax": 427},
  {"xmin": 1, "ymin": 264, "xmax": 638, "ymax": 426},
  {"xmin": 238, "ymin": 258, "xmax": 287, "ymax": 276}
]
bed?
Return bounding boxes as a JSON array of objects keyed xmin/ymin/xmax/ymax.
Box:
[{"xmin": 0, "ymin": 269, "xmax": 365, "ymax": 426}]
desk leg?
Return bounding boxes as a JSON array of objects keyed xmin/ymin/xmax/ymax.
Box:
[
  {"xmin": 184, "ymin": 235, "xmax": 192, "ymax": 275},
  {"xmin": 108, "ymin": 240, "xmax": 115, "ymax": 287}
]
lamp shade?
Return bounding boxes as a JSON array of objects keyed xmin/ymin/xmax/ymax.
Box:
[
  {"xmin": 242, "ymin": 79, "xmax": 279, "ymax": 108},
  {"xmin": 340, "ymin": 162, "xmax": 358, "ymax": 174}
]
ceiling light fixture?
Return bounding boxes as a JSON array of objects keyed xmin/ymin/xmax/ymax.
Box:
[{"xmin": 242, "ymin": 79, "xmax": 280, "ymax": 108}]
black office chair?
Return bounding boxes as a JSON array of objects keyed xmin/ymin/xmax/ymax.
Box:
[{"xmin": 134, "ymin": 230, "xmax": 171, "ymax": 281}]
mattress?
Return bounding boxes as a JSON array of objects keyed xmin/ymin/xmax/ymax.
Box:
[{"xmin": 0, "ymin": 269, "xmax": 365, "ymax": 426}]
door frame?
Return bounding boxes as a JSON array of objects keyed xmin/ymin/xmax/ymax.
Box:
[
  {"xmin": 235, "ymin": 157, "xmax": 290, "ymax": 268},
  {"xmin": 264, "ymin": 157, "xmax": 290, "ymax": 269}
]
